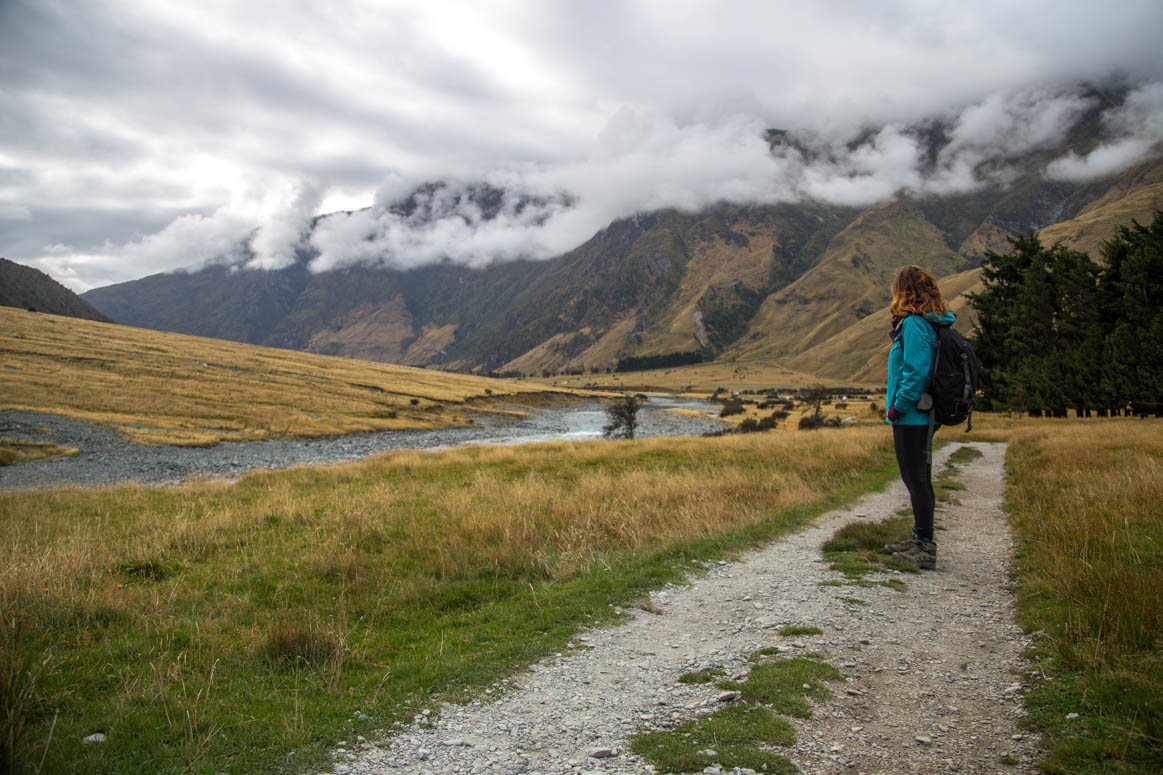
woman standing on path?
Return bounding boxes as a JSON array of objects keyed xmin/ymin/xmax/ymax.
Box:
[{"xmin": 883, "ymin": 265, "xmax": 956, "ymax": 570}]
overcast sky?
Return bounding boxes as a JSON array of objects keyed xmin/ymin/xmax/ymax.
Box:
[{"xmin": 2, "ymin": 0, "xmax": 1162, "ymax": 292}]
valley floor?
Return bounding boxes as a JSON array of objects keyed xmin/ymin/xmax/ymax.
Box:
[
  {"xmin": 336, "ymin": 442, "xmax": 1042, "ymax": 774},
  {"xmin": 0, "ymin": 399, "xmax": 722, "ymax": 489}
]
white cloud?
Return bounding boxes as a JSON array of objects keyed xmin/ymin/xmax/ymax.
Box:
[
  {"xmin": 309, "ymin": 180, "xmax": 574, "ymax": 272},
  {"xmin": 3, "ymin": 0, "xmax": 1163, "ymax": 289},
  {"xmin": 26, "ymin": 208, "xmax": 253, "ymax": 292},
  {"xmin": 246, "ymin": 180, "xmax": 325, "ymax": 270},
  {"xmin": 1047, "ymin": 82, "xmax": 1163, "ymax": 180}
]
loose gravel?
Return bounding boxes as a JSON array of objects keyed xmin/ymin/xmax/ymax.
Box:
[{"xmin": 330, "ymin": 441, "xmax": 1042, "ymax": 775}]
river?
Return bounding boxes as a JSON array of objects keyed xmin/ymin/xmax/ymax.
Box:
[{"xmin": 0, "ymin": 394, "xmax": 724, "ymax": 490}]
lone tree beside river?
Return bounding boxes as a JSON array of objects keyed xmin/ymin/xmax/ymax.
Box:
[{"xmin": 603, "ymin": 395, "xmax": 641, "ymax": 439}]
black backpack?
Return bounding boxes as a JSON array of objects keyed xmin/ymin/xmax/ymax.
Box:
[{"xmin": 924, "ymin": 320, "xmax": 980, "ymax": 431}]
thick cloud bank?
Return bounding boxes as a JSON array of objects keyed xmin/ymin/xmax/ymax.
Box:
[
  {"xmin": 245, "ymin": 83, "xmax": 1163, "ymax": 275},
  {"xmin": 3, "ymin": 0, "xmax": 1162, "ymax": 289},
  {"xmin": 308, "ymin": 182, "xmax": 574, "ymax": 272}
]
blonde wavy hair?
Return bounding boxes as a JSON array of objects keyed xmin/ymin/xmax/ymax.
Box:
[{"xmin": 890, "ymin": 265, "xmax": 949, "ymax": 317}]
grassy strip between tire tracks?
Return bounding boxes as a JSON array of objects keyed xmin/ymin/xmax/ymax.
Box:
[
  {"xmin": 1, "ymin": 428, "xmax": 897, "ymax": 774},
  {"xmin": 997, "ymin": 419, "xmax": 1163, "ymax": 774}
]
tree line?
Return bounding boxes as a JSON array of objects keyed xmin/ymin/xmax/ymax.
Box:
[{"xmin": 969, "ymin": 212, "xmax": 1163, "ymax": 416}]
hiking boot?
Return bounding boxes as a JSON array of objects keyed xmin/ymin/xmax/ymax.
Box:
[
  {"xmin": 892, "ymin": 539, "xmax": 937, "ymax": 570},
  {"xmin": 883, "ymin": 537, "xmax": 916, "ymax": 554}
]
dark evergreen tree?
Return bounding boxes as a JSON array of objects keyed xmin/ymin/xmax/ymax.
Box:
[
  {"xmin": 1099, "ymin": 213, "xmax": 1163, "ymax": 403},
  {"xmin": 969, "ymin": 212, "xmax": 1163, "ymax": 414}
]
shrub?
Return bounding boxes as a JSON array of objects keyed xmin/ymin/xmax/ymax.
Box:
[
  {"xmin": 798, "ymin": 414, "xmax": 825, "ymax": 430},
  {"xmin": 757, "ymin": 416, "xmax": 779, "ymax": 431},
  {"xmin": 719, "ymin": 399, "xmax": 745, "ymax": 418}
]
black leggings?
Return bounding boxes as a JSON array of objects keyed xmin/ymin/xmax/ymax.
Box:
[{"xmin": 893, "ymin": 424, "xmax": 935, "ymax": 542}]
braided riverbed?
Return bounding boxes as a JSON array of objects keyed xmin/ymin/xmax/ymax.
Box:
[{"xmin": 0, "ymin": 395, "xmax": 723, "ymax": 490}]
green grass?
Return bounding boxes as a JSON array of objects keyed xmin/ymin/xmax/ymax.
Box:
[
  {"xmin": 678, "ymin": 669, "xmax": 726, "ymax": 685},
  {"xmin": 1002, "ymin": 423, "xmax": 1163, "ymax": 774},
  {"xmin": 778, "ymin": 626, "xmax": 823, "ymax": 637},
  {"xmin": 721, "ymin": 657, "xmax": 842, "ymax": 719},
  {"xmin": 946, "ymin": 446, "xmax": 984, "ymax": 465},
  {"xmin": 821, "ymin": 515, "xmax": 919, "ymax": 579},
  {"xmin": 820, "ymin": 443, "xmax": 981, "ymax": 580},
  {"xmin": 1, "ymin": 430, "xmax": 897, "ymax": 774},
  {"xmin": 630, "ymin": 704, "xmax": 796, "ymax": 774},
  {"xmin": 632, "ymin": 652, "xmax": 842, "ymax": 773}
]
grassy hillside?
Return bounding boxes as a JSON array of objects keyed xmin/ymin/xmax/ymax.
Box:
[
  {"xmin": 1037, "ymin": 156, "xmax": 1163, "ymax": 257},
  {"xmin": 786, "ymin": 267, "xmax": 985, "ymax": 383},
  {"xmin": 0, "ymin": 307, "xmax": 563, "ymax": 447},
  {"xmin": 772, "ymin": 156, "xmax": 1163, "ymax": 383},
  {"xmin": 726, "ymin": 197, "xmax": 969, "ymax": 363},
  {"xmin": 0, "ymin": 258, "xmax": 111, "ymax": 323}
]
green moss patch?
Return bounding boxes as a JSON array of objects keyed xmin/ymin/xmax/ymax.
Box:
[{"xmin": 631, "ymin": 704, "xmax": 796, "ymax": 774}]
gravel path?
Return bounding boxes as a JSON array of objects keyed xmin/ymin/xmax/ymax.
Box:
[{"xmin": 332, "ymin": 441, "xmax": 1042, "ymax": 775}]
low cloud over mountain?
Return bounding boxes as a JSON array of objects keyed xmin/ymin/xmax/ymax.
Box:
[{"xmin": 4, "ymin": 1, "xmax": 1162, "ymax": 291}]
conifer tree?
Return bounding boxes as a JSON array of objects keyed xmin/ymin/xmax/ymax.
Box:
[{"xmin": 969, "ymin": 212, "xmax": 1163, "ymax": 413}]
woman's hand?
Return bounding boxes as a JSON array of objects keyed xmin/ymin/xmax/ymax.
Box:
[{"xmin": 886, "ymin": 406, "xmax": 904, "ymax": 423}]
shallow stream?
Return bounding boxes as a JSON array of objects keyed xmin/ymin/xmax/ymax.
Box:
[{"xmin": 0, "ymin": 394, "xmax": 723, "ymax": 490}]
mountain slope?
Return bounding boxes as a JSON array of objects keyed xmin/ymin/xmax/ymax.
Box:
[
  {"xmin": 787, "ymin": 155, "xmax": 1163, "ymax": 384},
  {"xmin": 84, "ymin": 260, "xmax": 310, "ymax": 342},
  {"xmin": 80, "ymin": 131, "xmax": 1163, "ymax": 384},
  {"xmin": 724, "ymin": 197, "xmax": 969, "ymax": 363},
  {"xmin": 0, "ymin": 257, "xmax": 112, "ymax": 322}
]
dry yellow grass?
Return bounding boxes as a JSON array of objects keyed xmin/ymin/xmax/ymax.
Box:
[
  {"xmin": 1002, "ymin": 419, "xmax": 1163, "ymax": 660},
  {"xmin": 0, "ymin": 429, "xmax": 892, "ymax": 600},
  {"xmin": 0, "ymin": 439, "xmax": 78, "ymax": 465},
  {"xmin": 992, "ymin": 417, "xmax": 1163, "ymax": 773},
  {"xmin": 529, "ymin": 359, "xmax": 869, "ymax": 395},
  {"xmin": 0, "ymin": 307, "xmax": 579, "ymax": 445}
]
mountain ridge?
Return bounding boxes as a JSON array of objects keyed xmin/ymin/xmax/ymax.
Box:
[
  {"xmin": 0, "ymin": 257, "xmax": 112, "ymax": 323},
  {"xmin": 80, "ymin": 115, "xmax": 1163, "ymax": 383}
]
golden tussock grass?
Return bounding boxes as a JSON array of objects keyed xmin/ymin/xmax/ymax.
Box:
[
  {"xmin": 0, "ymin": 307, "xmax": 577, "ymax": 446},
  {"xmin": 992, "ymin": 416, "xmax": 1163, "ymax": 773},
  {"xmin": 0, "ymin": 429, "xmax": 891, "ymax": 598},
  {"xmin": 1003, "ymin": 420, "xmax": 1163, "ymax": 665},
  {"xmin": 0, "ymin": 439, "xmax": 78, "ymax": 466}
]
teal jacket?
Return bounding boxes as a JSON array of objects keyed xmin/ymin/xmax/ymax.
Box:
[{"xmin": 886, "ymin": 311, "xmax": 957, "ymax": 425}]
